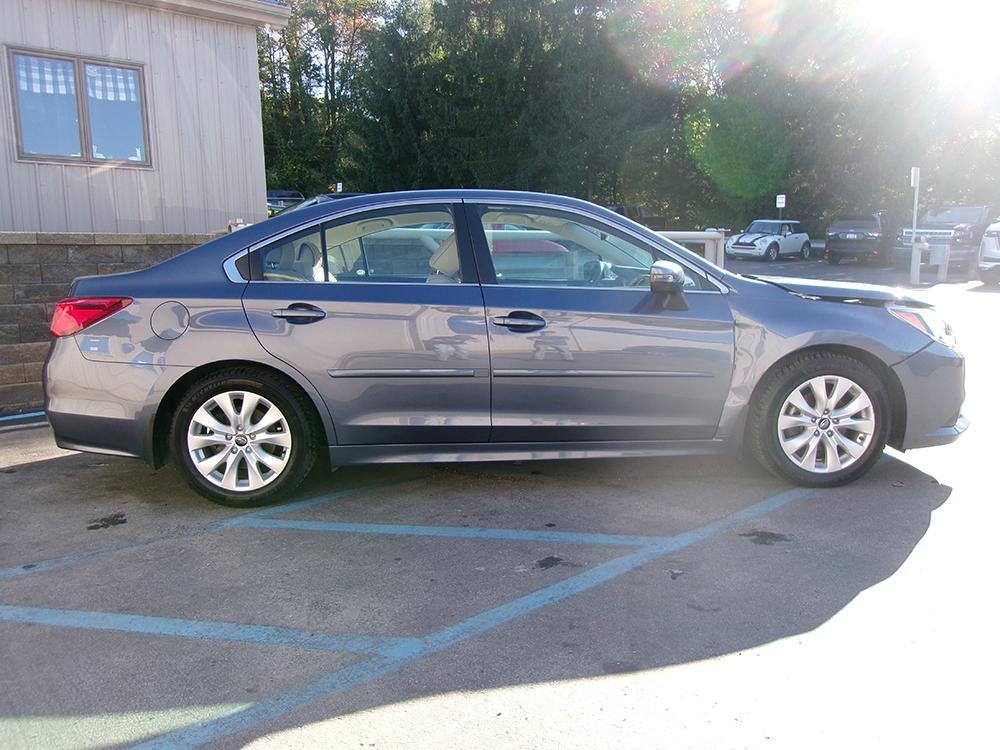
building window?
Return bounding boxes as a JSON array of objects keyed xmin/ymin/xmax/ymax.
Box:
[{"xmin": 9, "ymin": 49, "xmax": 150, "ymax": 166}]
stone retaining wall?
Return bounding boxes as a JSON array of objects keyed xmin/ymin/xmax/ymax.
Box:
[{"xmin": 0, "ymin": 232, "xmax": 221, "ymax": 417}]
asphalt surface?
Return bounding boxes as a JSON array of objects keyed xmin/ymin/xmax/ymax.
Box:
[{"xmin": 1, "ymin": 255, "xmax": 996, "ymax": 749}]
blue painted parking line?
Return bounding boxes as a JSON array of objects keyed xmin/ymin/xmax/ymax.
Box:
[
  {"xmin": 0, "ymin": 475, "xmax": 428, "ymax": 581},
  {"xmin": 233, "ymin": 516, "xmax": 668, "ymax": 547},
  {"xmin": 0, "ymin": 604, "xmax": 421, "ymax": 657},
  {"xmin": 130, "ymin": 486, "xmax": 818, "ymax": 750}
]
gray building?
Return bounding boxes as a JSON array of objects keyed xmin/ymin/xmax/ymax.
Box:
[{"xmin": 0, "ymin": 0, "xmax": 290, "ymax": 416}]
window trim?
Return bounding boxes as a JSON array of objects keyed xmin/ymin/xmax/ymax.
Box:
[
  {"xmin": 6, "ymin": 45, "xmax": 153, "ymax": 168},
  {"xmin": 244, "ymin": 202, "xmax": 478, "ymax": 285},
  {"xmin": 224, "ymin": 196, "xmax": 729, "ymax": 293},
  {"xmin": 463, "ymin": 202, "xmax": 723, "ymax": 294}
]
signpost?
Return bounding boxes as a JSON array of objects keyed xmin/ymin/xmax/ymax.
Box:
[
  {"xmin": 776, "ymin": 194, "xmax": 786, "ymax": 221},
  {"xmin": 910, "ymin": 167, "xmax": 921, "ymax": 285}
]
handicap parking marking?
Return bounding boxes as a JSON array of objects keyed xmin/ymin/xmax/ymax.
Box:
[
  {"xmin": 0, "ymin": 604, "xmax": 422, "ymax": 657},
  {"xmin": 0, "ymin": 474, "xmax": 430, "ymax": 581},
  {"xmin": 123, "ymin": 486, "xmax": 818, "ymax": 750}
]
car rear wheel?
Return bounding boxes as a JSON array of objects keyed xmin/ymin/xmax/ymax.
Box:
[
  {"xmin": 765, "ymin": 243, "xmax": 779, "ymax": 261},
  {"xmin": 800, "ymin": 242, "xmax": 811, "ymax": 260},
  {"xmin": 170, "ymin": 368, "xmax": 319, "ymax": 507},
  {"xmin": 827, "ymin": 253, "xmax": 841, "ymax": 265},
  {"xmin": 748, "ymin": 352, "xmax": 890, "ymax": 487}
]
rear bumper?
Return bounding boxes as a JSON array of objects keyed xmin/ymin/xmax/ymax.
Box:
[
  {"xmin": 891, "ymin": 341, "xmax": 967, "ymax": 450},
  {"xmin": 44, "ymin": 336, "xmax": 186, "ymax": 461}
]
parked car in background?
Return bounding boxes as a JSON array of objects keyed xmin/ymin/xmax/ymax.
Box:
[
  {"xmin": 44, "ymin": 190, "xmax": 965, "ymax": 507},
  {"xmin": 606, "ymin": 205, "xmax": 668, "ymax": 231},
  {"xmin": 266, "ymin": 190, "xmax": 305, "ymax": 216},
  {"xmin": 726, "ymin": 220, "xmax": 812, "ymax": 261},
  {"xmin": 824, "ymin": 213, "xmax": 893, "ymax": 265},
  {"xmin": 276, "ymin": 192, "xmax": 367, "ymax": 215},
  {"xmin": 979, "ymin": 217, "xmax": 1000, "ymax": 285},
  {"xmin": 893, "ymin": 205, "xmax": 991, "ymax": 268}
]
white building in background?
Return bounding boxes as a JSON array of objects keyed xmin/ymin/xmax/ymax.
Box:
[{"xmin": 0, "ymin": 0, "xmax": 290, "ymax": 234}]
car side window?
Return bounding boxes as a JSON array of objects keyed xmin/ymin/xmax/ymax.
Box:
[
  {"xmin": 324, "ymin": 207, "xmax": 460, "ymax": 283},
  {"xmin": 258, "ymin": 227, "xmax": 325, "ymax": 282},
  {"xmin": 474, "ymin": 206, "xmax": 703, "ymax": 290}
]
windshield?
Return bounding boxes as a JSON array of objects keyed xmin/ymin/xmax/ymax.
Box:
[
  {"xmin": 922, "ymin": 207, "xmax": 986, "ymax": 224},
  {"xmin": 745, "ymin": 221, "xmax": 782, "ymax": 233}
]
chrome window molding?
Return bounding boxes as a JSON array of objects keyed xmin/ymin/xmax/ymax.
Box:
[{"xmin": 221, "ymin": 195, "xmax": 730, "ymax": 294}]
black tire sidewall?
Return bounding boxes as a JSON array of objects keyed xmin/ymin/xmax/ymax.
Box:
[
  {"xmin": 767, "ymin": 244, "xmax": 779, "ymax": 261},
  {"xmin": 755, "ymin": 355, "xmax": 890, "ymax": 487},
  {"xmin": 170, "ymin": 370, "xmax": 317, "ymax": 507}
]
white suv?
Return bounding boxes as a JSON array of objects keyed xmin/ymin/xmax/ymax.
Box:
[
  {"xmin": 726, "ymin": 220, "xmax": 812, "ymax": 261},
  {"xmin": 979, "ymin": 218, "xmax": 1000, "ymax": 285}
]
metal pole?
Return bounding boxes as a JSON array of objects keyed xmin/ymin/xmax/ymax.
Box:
[{"xmin": 909, "ymin": 171, "xmax": 921, "ymax": 285}]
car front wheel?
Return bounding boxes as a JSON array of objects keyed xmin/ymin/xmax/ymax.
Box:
[
  {"xmin": 748, "ymin": 352, "xmax": 890, "ymax": 487},
  {"xmin": 170, "ymin": 368, "xmax": 319, "ymax": 506},
  {"xmin": 765, "ymin": 243, "xmax": 779, "ymax": 261}
]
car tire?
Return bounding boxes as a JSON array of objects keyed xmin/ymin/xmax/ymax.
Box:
[
  {"xmin": 765, "ymin": 243, "xmax": 779, "ymax": 261},
  {"xmin": 170, "ymin": 367, "xmax": 320, "ymax": 507},
  {"xmin": 747, "ymin": 351, "xmax": 890, "ymax": 488},
  {"xmin": 827, "ymin": 253, "xmax": 840, "ymax": 265},
  {"xmin": 800, "ymin": 242, "xmax": 811, "ymax": 260}
]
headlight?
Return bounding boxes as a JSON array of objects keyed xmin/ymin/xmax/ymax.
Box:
[
  {"xmin": 888, "ymin": 304, "xmax": 956, "ymax": 348},
  {"xmin": 754, "ymin": 238, "xmax": 768, "ymax": 246}
]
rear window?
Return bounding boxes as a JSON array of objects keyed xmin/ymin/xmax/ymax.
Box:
[{"xmin": 831, "ymin": 217, "xmax": 877, "ymax": 231}]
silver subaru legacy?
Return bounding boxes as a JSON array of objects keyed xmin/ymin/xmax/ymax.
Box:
[{"xmin": 44, "ymin": 190, "xmax": 967, "ymax": 506}]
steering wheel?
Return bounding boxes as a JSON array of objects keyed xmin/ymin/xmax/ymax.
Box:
[{"xmin": 582, "ymin": 259, "xmax": 605, "ymax": 285}]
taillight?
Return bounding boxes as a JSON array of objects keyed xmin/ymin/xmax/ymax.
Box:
[{"xmin": 50, "ymin": 297, "xmax": 133, "ymax": 337}]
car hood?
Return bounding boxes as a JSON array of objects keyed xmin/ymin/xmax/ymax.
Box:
[
  {"xmin": 731, "ymin": 232, "xmax": 771, "ymax": 244},
  {"xmin": 745, "ymin": 275, "xmax": 930, "ymax": 307}
]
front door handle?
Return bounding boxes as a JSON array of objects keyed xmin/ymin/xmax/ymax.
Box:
[
  {"xmin": 271, "ymin": 304, "xmax": 326, "ymax": 323},
  {"xmin": 491, "ymin": 312, "xmax": 546, "ymax": 331}
]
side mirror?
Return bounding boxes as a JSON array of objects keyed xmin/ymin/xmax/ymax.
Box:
[{"xmin": 649, "ymin": 260, "xmax": 686, "ymax": 295}]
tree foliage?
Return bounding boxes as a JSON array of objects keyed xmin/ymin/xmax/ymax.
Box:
[{"xmin": 258, "ymin": 0, "xmax": 1000, "ymax": 233}]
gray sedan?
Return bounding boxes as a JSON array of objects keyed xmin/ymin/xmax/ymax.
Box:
[{"xmin": 44, "ymin": 190, "xmax": 967, "ymax": 506}]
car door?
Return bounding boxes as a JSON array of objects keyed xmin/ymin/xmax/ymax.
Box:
[
  {"xmin": 778, "ymin": 223, "xmax": 795, "ymax": 255},
  {"xmin": 465, "ymin": 202, "xmax": 735, "ymax": 443},
  {"xmin": 241, "ymin": 202, "xmax": 491, "ymax": 445}
]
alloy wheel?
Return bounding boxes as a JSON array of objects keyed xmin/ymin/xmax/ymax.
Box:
[
  {"xmin": 187, "ymin": 390, "xmax": 292, "ymax": 491},
  {"xmin": 776, "ymin": 375, "xmax": 875, "ymax": 474}
]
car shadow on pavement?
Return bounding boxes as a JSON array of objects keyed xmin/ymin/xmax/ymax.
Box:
[{"xmin": 0, "ymin": 434, "xmax": 950, "ymax": 749}]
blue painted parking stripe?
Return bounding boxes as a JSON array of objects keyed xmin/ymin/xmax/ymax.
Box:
[
  {"xmin": 233, "ymin": 516, "xmax": 668, "ymax": 547},
  {"xmin": 0, "ymin": 476, "xmax": 427, "ymax": 581},
  {"xmin": 0, "ymin": 410, "xmax": 45, "ymax": 423},
  {"xmin": 129, "ymin": 486, "xmax": 817, "ymax": 750},
  {"xmin": 0, "ymin": 604, "xmax": 420, "ymax": 656}
]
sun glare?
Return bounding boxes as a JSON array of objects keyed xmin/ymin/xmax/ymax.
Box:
[{"xmin": 847, "ymin": 0, "xmax": 1000, "ymax": 90}]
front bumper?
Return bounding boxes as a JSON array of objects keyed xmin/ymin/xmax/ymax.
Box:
[
  {"xmin": 727, "ymin": 245, "xmax": 765, "ymax": 257},
  {"xmin": 893, "ymin": 242, "xmax": 978, "ymax": 263},
  {"xmin": 891, "ymin": 340, "xmax": 967, "ymax": 450}
]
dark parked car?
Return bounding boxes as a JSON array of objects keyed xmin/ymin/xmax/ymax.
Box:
[
  {"xmin": 45, "ymin": 190, "xmax": 967, "ymax": 506},
  {"xmin": 825, "ymin": 213, "xmax": 893, "ymax": 265},
  {"xmin": 266, "ymin": 189, "xmax": 305, "ymax": 216},
  {"xmin": 893, "ymin": 205, "xmax": 991, "ymax": 267}
]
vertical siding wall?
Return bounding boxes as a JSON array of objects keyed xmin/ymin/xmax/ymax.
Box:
[{"xmin": 0, "ymin": 0, "xmax": 268, "ymax": 234}]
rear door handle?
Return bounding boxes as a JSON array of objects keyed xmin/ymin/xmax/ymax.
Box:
[
  {"xmin": 271, "ymin": 304, "xmax": 326, "ymax": 323},
  {"xmin": 491, "ymin": 312, "xmax": 546, "ymax": 331}
]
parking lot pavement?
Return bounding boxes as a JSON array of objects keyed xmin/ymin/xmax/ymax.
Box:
[{"xmin": 1, "ymin": 265, "xmax": 997, "ymax": 750}]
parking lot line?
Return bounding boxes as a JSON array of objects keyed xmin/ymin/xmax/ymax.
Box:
[
  {"xmin": 128, "ymin": 485, "xmax": 818, "ymax": 750},
  {"xmin": 0, "ymin": 604, "xmax": 422, "ymax": 657},
  {"xmin": 0, "ymin": 475, "xmax": 428, "ymax": 581},
  {"xmin": 233, "ymin": 517, "xmax": 669, "ymax": 547}
]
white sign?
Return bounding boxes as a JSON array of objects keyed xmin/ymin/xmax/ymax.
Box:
[
  {"xmin": 776, "ymin": 194, "xmax": 786, "ymax": 209},
  {"xmin": 336, "ymin": 182, "xmax": 343, "ymax": 193},
  {"xmin": 910, "ymin": 167, "xmax": 920, "ymax": 188}
]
